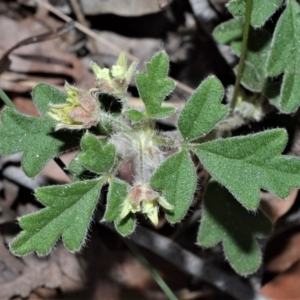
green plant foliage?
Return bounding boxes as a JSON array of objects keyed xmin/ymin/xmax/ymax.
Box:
[
  {"xmin": 231, "ymin": 28, "xmax": 272, "ymax": 92},
  {"xmin": 150, "ymin": 150, "xmax": 197, "ymax": 223},
  {"xmin": 125, "ymin": 109, "xmax": 145, "ymax": 122},
  {"xmin": 135, "ymin": 50, "xmax": 176, "ymax": 119},
  {"xmin": 78, "ymin": 133, "xmax": 116, "ymax": 174},
  {"xmin": 103, "ymin": 178, "xmax": 130, "ymax": 222},
  {"xmin": 115, "ymin": 214, "xmax": 136, "ymax": 236},
  {"xmin": 0, "ymin": 108, "xmax": 79, "ymax": 178},
  {"xmin": 198, "ymin": 179, "xmax": 272, "ymax": 276},
  {"xmin": 32, "ymin": 83, "xmax": 68, "ymax": 117},
  {"xmin": 102, "ymin": 177, "xmax": 136, "ymax": 236},
  {"xmin": 266, "ymin": 0, "xmax": 300, "ymax": 113},
  {"xmin": 213, "ymin": 18, "xmax": 244, "ymax": 44},
  {"xmin": 213, "ymin": 18, "xmax": 280, "ymax": 102},
  {"xmin": 178, "ymin": 76, "xmax": 227, "ymax": 141},
  {"xmin": 194, "ymin": 129, "xmax": 300, "ymax": 210},
  {"xmin": 10, "ymin": 178, "xmax": 105, "ymax": 256},
  {"xmin": 227, "ymin": 0, "xmax": 283, "ymax": 28},
  {"xmin": 67, "ymin": 151, "xmax": 86, "ymax": 179},
  {"xmin": 6, "ymin": 45, "xmax": 300, "ymax": 279}
]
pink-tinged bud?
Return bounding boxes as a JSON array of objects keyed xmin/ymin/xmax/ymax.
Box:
[
  {"xmin": 48, "ymin": 83, "xmax": 100, "ymax": 130},
  {"xmin": 120, "ymin": 184, "xmax": 174, "ymax": 226}
]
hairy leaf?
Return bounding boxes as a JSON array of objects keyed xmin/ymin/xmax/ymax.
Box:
[
  {"xmin": 67, "ymin": 151, "xmax": 86, "ymax": 179},
  {"xmin": 115, "ymin": 214, "xmax": 136, "ymax": 236},
  {"xmin": 266, "ymin": 0, "xmax": 300, "ymax": 113},
  {"xmin": 198, "ymin": 180, "xmax": 272, "ymax": 276},
  {"xmin": 178, "ymin": 76, "xmax": 227, "ymax": 141},
  {"xmin": 10, "ymin": 178, "xmax": 105, "ymax": 256},
  {"xmin": 78, "ymin": 133, "xmax": 116, "ymax": 174},
  {"xmin": 194, "ymin": 129, "xmax": 300, "ymax": 210},
  {"xmin": 150, "ymin": 150, "xmax": 197, "ymax": 223},
  {"xmin": 32, "ymin": 83, "xmax": 67, "ymax": 117},
  {"xmin": 213, "ymin": 18, "xmax": 244, "ymax": 44},
  {"xmin": 125, "ymin": 109, "xmax": 145, "ymax": 123},
  {"xmin": 136, "ymin": 50, "xmax": 176, "ymax": 119},
  {"xmin": 0, "ymin": 108, "xmax": 80, "ymax": 178},
  {"xmin": 227, "ymin": 0, "xmax": 283, "ymax": 28},
  {"xmin": 103, "ymin": 178, "xmax": 130, "ymax": 222}
]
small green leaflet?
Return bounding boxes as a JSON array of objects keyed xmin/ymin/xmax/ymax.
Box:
[
  {"xmin": 0, "ymin": 108, "xmax": 79, "ymax": 178},
  {"xmin": 213, "ymin": 18, "xmax": 244, "ymax": 45},
  {"xmin": 178, "ymin": 76, "xmax": 227, "ymax": 141},
  {"xmin": 103, "ymin": 178, "xmax": 129, "ymax": 222},
  {"xmin": 150, "ymin": 150, "xmax": 197, "ymax": 223},
  {"xmin": 78, "ymin": 133, "xmax": 116, "ymax": 174},
  {"xmin": 198, "ymin": 180, "xmax": 272, "ymax": 276},
  {"xmin": 32, "ymin": 83, "xmax": 68, "ymax": 117},
  {"xmin": 10, "ymin": 178, "xmax": 105, "ymax": 256},
  {"xmin": 67, "ymin": 151, "xmax": 87, "ymax": 180},
  {"xmin": 115, "ymin": 214, "xmax": 136, "ymax": 236},
  {"xmin": 125, "ymin": 109, "xmax": 144, "ymax": 123},
  {"xmin": 103, "ymin": 178, "xmax": 136, "ymax": 236},
  {"xmin": 194, "ymin": 129, "xmax": 300, "ymax": 210},
  {"xmin": 266, "ymin": 0, "xmax": 300, "ymax": 113},
  {"xmin": 135, "ymin": 50, "xmax": 176, "ymax": 120},
  {"xmin": 227, "ymin": 0, "xmax": 283, "ymax": 28}
]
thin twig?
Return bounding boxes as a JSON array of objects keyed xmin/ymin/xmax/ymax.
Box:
[
  {"xmin": 33, "ymin": 0, "xmax": 194, "ymax": 95},
  {"xmin": 122, "ymin": 237, "xmax": 178, "ymax": 300},
  {"xmin": 69, "ymin": 0, "xmax": 99, "ymax": 53}
]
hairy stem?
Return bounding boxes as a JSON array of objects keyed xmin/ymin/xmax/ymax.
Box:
[
  {"xmin": 137, "ymin": 138, "xmax": 146, "ymax": 183},
  {"xmin": 230, "ymin": 0, "xmax": 253, "ymax": 112},
  {"xmin": 99, "ymin": 112, "xmax": 131, "ymax": 131}
]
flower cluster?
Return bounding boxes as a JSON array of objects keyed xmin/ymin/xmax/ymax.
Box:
[
  {"xmin": 48, "ymin": 83, "xmax": 100, "ymax": 130},
  {"xmin": 91, "ymin": 51, "xmax": 137, "ymax": 98},
  {"xmin": 120, "ymin": 184, "xmax": 174, "ymax": 226}
]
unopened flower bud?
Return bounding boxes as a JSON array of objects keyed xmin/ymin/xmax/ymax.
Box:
[
  {"xmin": 91, "ymin": 52, "xmax": 137, "ymax": 98},
  {"xmin": 120, "ymin": 184, "xmax": 174, "ymax": 226},
  {"xmin": 48, "ymin": 83, "xmax": 100, "ymax": 130}
]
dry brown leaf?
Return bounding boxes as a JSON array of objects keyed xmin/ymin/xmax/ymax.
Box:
[
  {"xmin": 261, "ymin": 260, "xmax": 300, "ymax": 299},
  {"xmin": 0, "ymin": 180, "xmax": 19, "ymax": 224},
  {"xmin": 0, "ymin": 16, "xmax": 94, "ymax": 93},
  {"xmin": 265, "ymin": 230, "xmax": 300, "ymax": 273},
  {"xmin": 0, "ymin": 238, "xmax": 83, "ymax": 299},
  {"xmin": 260, "ymin": 189, "xmax": 299, "ymax": 223},
  {"xmin": 78, "ymin": 0, "xmax": 173, "ymax": 16}
]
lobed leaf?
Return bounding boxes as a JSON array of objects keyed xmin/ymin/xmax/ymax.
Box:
[
  {"xmin": 178, "ymin": 76, "xmax": 227, "ymax": 141},
  {"xmin": 266, "ymin": 0, "xmax": 300, "ymax": 113},
  {"xmin": 136, "ymin": 50, "xmax": 176, "ymax": 119},
  {"xmin": 194, "ymin": 129, "xmax": 300, "ymax": 210},
  {"xmin": 227, "ymin": 0, "xmax": 283, "ymax": 28},
  {"xmin": 10, "ymin": 178, "xmax": 105, "ymax": 256},
  {"xmin": 198, "ymin": 179, "xmax": 272, "ymax": 276},
  {"xmin": 150, "ymin": 150, "xmax": 197, "ymax": 223},
  {"xmin": 0, "ymin": 108, "xmax": 80, "ymax": 178},
  {"xmin": 78, "ymin": 133, "xmax": 116, "ymax": 174}
]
